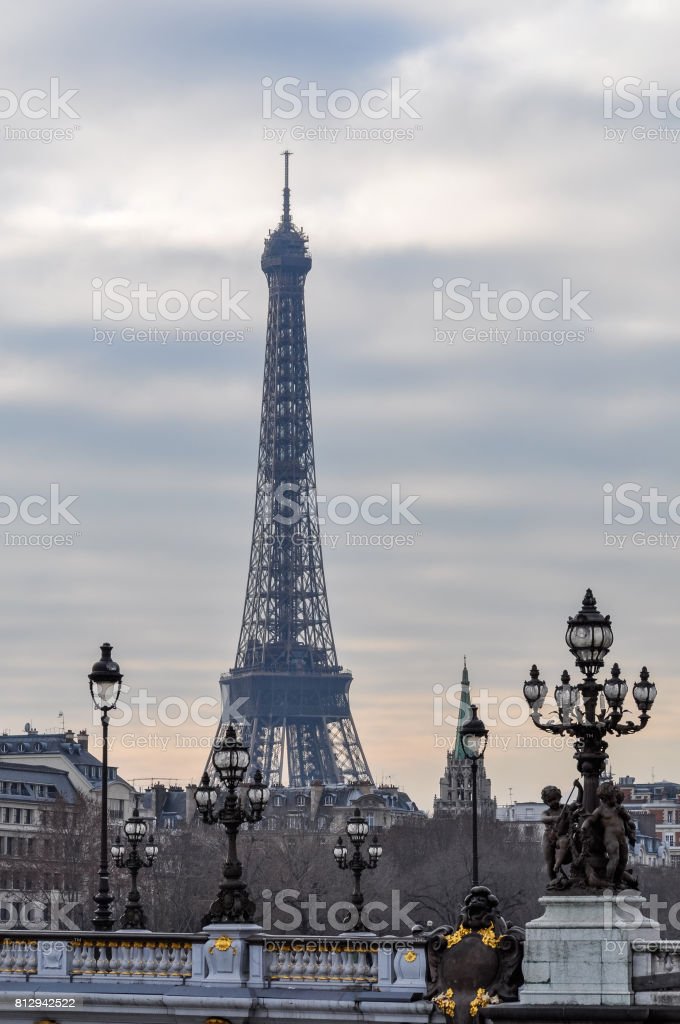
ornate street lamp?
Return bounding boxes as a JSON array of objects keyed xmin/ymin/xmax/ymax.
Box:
[
  {"xmin": 523, "ymin": 589, "xmax": 655, "ymax": 828},
  {"xmin": 194, "ymin": 723, "xmax": 270, "ymax": 925},
  {"xmin": 460, "ymin": 704, "xmax": 489, "ymax": 886},
  {"xmin": 333, "ymin": 810, "xmax": 383, "ymax": 931},
  {"xmin": 111, "ymin": 796, "xmax": 158, "ymax": 930},
  {"xmin": 88, "ymin": 643, "xmax": 123, "ymax": 931}
]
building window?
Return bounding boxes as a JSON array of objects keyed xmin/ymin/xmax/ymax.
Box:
[
  {"xmin": 665, "ymin": 833, "xmax": 675, "ymax": 847},
  {"xmin": 296, "ymin": 795, "xmax": 306, "ymax": 807},
  {"xmin": 667, "ymin": 810, "xmax": 673, "ymax": 823},
  {"xmin": 324, "ymin": 795, "xmax": 335, "ymax": 806},
  {"xmin": 274, "ymin": 796, "xmax": 284, "ymax": 807},
  {"xmin": 24, "ymin": 810, "xmax": 32, "ymax": 825},
  {"xmin": 13, "ymin": 809, "xmax": 21, "ymax": 824}
]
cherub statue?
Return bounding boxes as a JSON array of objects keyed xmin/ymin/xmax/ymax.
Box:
[
  {"xmin": 541, "ymin": 781, "xmax": 583, "ymax": 885},
  {"xmin": 540, "ymin": 786, "xmax": 563, "ymax": 880},
  {"xmin": 616, "ymin": 787, "xmax": 637, "ymax": 847},
  {"xmin": 582, "ymin": 781, "xmax": 630, "ymax": 887}
]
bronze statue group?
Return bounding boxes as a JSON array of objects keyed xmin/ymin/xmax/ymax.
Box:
[{"xmin": 541, "ymin": 780, "xmax": 638, "ymax": 891}]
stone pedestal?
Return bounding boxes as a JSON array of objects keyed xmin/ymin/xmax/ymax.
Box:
[
  {"xmin": 520, "ymin": 892, "xmax": 660, "ymax": 1007},
  {"xmin": 190, "ymin": 922, "xmax": 263, "ymax": 985}
]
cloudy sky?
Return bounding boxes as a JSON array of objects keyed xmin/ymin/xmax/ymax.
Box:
[{"xmin": 1, "ymin": 0, "xmax": 679, "ymax": 809}]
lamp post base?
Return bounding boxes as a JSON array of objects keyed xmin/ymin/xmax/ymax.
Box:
[
  {"xmin": 92, "ymin": 884, "xmax": 115, "ymax": 932},
  {"xmin": 520, "ymin": 892, "xmax": 659, "ymax": 1007},
  {"xmin": 201, "ymin": 881, "xmax": 256, "ymax": 926}
]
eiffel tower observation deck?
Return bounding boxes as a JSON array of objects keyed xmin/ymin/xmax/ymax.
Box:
[{"xmin": 210, "ymin": 154, "xmax": 374, "ymax": 790}]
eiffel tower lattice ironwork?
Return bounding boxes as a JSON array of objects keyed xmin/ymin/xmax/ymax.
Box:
[{"xmin": 209, "ymin": 153, "xmax": 374, "ymax": 789}]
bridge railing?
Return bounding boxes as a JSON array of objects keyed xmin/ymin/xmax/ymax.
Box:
[
  {"xmin": 0, "ymin": 933, "xmax": 196, "ymax": 982},
  {"xmin": 0, "ymin": 930, "xmax": 428, "ymax": 994},
  {"xmin": 633, "ymin": 938, "xmax": 680, "ymax": 1001},
  {"xmin": 259, "ymin": 935, "xmax": 427, "ymax": 990}
]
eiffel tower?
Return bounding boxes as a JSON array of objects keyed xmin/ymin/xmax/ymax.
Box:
[{"xmin": 209, "ymin": 153, "xmax": 374, "ymax": 789}]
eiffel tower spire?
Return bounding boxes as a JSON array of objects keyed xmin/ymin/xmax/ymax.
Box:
[{"xmin": 210, "ymin": 155, "xmax": 373, "ymax": 789}]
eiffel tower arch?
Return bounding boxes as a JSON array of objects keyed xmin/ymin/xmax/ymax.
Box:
[{"xmin": 209, "ymin": 154, "xmax": 373, "ymax": 790}]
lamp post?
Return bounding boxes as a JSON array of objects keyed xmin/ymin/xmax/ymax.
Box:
[
  {"xmin": 523, "ymin": 589, "xmax": 656, "ymax": 818},
  {"xmin": 88, "ymin": 643, "xmax": 123, "ymax": 931},
  {"xmin": 333, "ymin": 810, "xmax": 383, "ymax": 931},
  {"xmin": 111, "ymin": 796, "xmax": 158, "ymax": 930},
  {"xmin": 194, "ymin": 723, "xmax": 270, "ymax": 925},
  {"xmin": 460, "ymin": 705, "xmax": 489, "ymax": 886}
]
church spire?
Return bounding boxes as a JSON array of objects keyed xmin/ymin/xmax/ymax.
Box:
[{"xmin": 454, "ymin": 657, "xmax": 473, "ymax": 760}]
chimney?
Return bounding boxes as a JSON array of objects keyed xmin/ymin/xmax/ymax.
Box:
[
  {"xmin": 77, "ymin": 730, "xmax": 88, "ymax": 752},
  {"xmin": 153, "ymin": 783, "xmax": 167, "ymax": 822},
  {"xmin": 185, "ymin": 785, "xmax": 196, "ymax": 822},
  {"xmin": 64, "ymin": 729, "xmax": 75, "ymax": 742},
  {"xmin": 309, "ymin": 781, "xmax": 324, "ymax": 821}
]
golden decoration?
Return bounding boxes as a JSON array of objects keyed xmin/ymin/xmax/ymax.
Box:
[
  {"xmin": 433, "ymin": 987, "xmax": 456, "ymax": 1016},
  {"xmin": 209, "ymin": 935, "xmax": 236, "ymax": 955},
  {"xmin": 479, "ymin": 924, "xmax": 503, "ymax": 949},
  {"xmin": 470, "ymin": 987, "xmax": 491, "ymax": 1017},
  {"xmin": 444, "ymin": 923, "xmax": 504, "ymax": 949},
  {"xmin": 444, "ymin": 925, "xmax": 471, "ymax": 947},
  {"xmin": 403, "ymin": 950, "xmax": 417, "ymax": 963}
]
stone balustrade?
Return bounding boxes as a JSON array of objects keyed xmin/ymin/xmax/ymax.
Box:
[
  {"xmin": 260, "ymin": 935, "xmax": 427, "ymax": 989},
  {"xmin": 633, "ymin": 939, "xmax": 680, "ymax": 1004},
  {"xmin": 0, "ymin": 932, "xmax": 196, "ymax": 982},
  {"xmin": 264, "ymin": 938, "xmax": 380, "ymax": 984},
  {"xmin": 0, "ymin": 928, "xmax": 427, "ymax": 994}
]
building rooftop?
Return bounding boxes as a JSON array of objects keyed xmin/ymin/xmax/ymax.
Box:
[
  {"xmin": 0, "ymin": 762, "xmax": 77, "ymax": 802},
  {"xmin": 0, "ymin": 729, "xmax": 124, "ymax": 788}
]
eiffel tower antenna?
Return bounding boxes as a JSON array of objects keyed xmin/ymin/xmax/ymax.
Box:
[{"xmin": 281, "ymin": 149, "xmax": 292, "ymax": 228}]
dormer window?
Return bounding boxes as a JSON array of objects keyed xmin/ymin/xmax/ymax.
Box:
[{"xmin": 324, "ymin": 795, "xmax": 335, "ymax": 806}]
